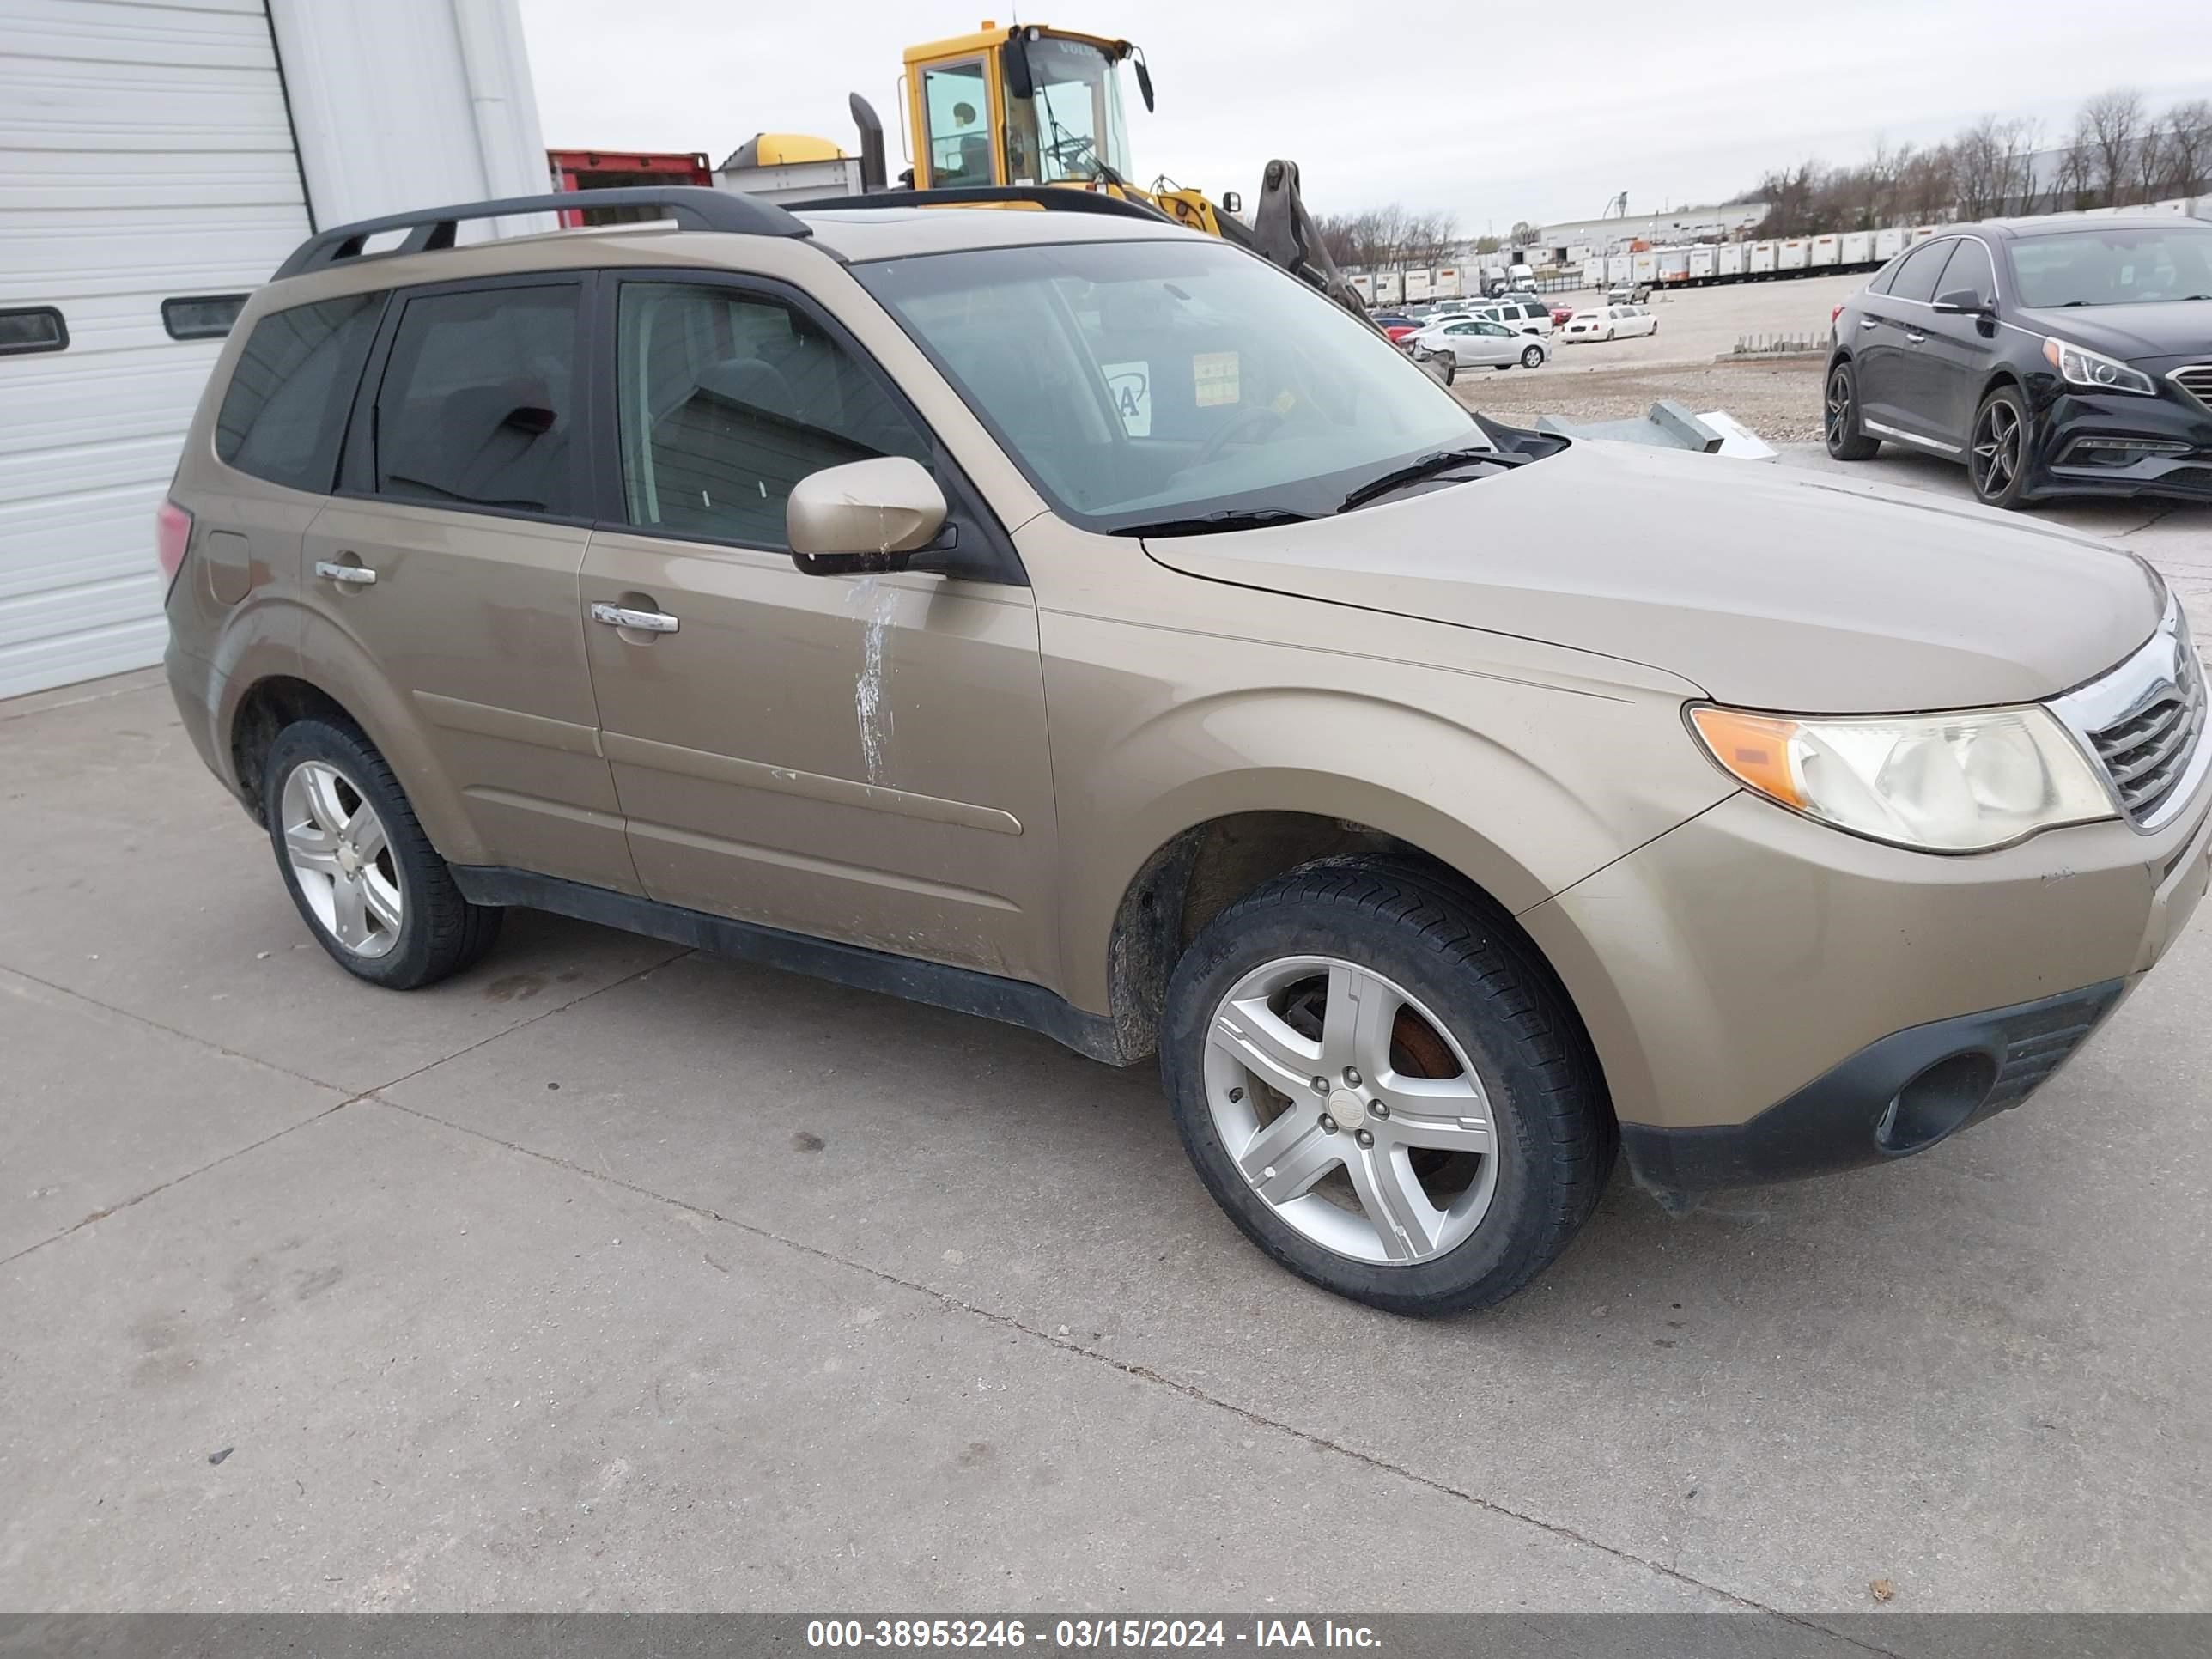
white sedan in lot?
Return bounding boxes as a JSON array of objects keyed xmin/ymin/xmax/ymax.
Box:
[
  {"xmin": 1406, "ymin": 317, "xmax": 1552, "ymax": 371},
  {"xmin": 1561, "ymin": 303, "xmax": 1659, "ymax": 343}
]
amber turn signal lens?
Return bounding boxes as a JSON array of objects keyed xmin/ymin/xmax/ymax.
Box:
[{"xmin": 1688, "ymin": 707, "xmax": 1806, "ymax": 808}]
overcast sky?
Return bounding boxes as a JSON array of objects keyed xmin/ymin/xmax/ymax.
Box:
[{"xmin": 518, "ymin": 1, "xmax": 2212, "ymax": 233}]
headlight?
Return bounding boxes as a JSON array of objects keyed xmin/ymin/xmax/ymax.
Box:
[
  {"xmin": 1689, "ymin": 703, "xmax": 2116, "ymax": 853},
  {"xmin": 2043, "ymin": 336, "xmax": 2154, "ymax": 396}
]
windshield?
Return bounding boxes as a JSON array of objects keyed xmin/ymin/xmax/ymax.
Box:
[
  {"xmin": 853, "ymin": 237, "xmax": 1486, "ymax": 531},
  {"xmin": 2009, "ymin": 226, "xmax": 2212, "ymax": 307},
  {"xmin": 1004, "ymin": 35, "xmax": 1133, "ymax": 185}
]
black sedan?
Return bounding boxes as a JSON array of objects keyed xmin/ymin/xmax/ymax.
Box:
[{"xmin": 1826, "ymin": 214, "xmax": 2212, "ymax": 508}]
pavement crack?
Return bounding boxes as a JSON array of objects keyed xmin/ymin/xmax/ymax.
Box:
[
  {"xmin": 0, "ymin": 1095, "xmax": 364, "ymax": 1269},
  {"xmin": 0, "ymin": 964, "xmax": 340, "ymax": 1093},
  {"xmin": 371, "ymin": 1095, "xmax": 1897, "ymax": 1646}
]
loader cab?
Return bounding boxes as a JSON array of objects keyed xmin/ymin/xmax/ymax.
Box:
[{"xmin": 904, "ymin": 24, "xmax": 1143, "ymax": 191}]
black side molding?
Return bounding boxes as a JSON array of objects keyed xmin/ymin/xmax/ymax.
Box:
[
  {"xmin": 271, "ymin": 187, "xmax": 809, "ymax": 281},
  {"xmin": 451, "ymin": 866, "xmax": 1127, "ymax": 1066}
]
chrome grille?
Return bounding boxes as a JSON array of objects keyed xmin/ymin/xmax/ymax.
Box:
[
  {"xmin": 2171, "ymin": 364, "xmax": 2212, "ymax": 415},
  {"xmin": 2087, "ymin": 639, "xmax": 2206, "ymax": 823}
]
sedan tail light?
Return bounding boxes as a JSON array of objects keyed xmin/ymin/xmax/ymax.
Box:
[
  {"xmin": 155, "ymin": 498, "xmax": 194, "ymax": 585},
  {"xmin": 1832, "ymin": 303, "xmax": 1845, "ymax": 325}
]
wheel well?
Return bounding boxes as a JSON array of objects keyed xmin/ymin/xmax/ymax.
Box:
[
  {"xmin": 1980, "ymin": 368, "xmax": 2023, "ymax": 404},
  {"xmin": 229, "ymin": 676, "xmax": 357, "ymax": 823},
  {"xmin": 1103, "ymin": 812, "xmax": 1587, "ymax": 1072}
]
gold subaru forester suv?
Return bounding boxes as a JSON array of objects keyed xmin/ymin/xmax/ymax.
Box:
[{"xmin": 161, "ymin": 187, "xmax": 2211, "ymax": 1314}]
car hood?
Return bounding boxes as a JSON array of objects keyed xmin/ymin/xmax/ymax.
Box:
[
  {"xmin": 1141, "ymin": 440, "xmax": 2162, "ymax": 712},
  {"xmin": 2014, "ymin": 299, "xmax": 2212, "ymax": 364}
]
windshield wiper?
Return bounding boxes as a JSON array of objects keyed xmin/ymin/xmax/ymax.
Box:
[
  {"xmin": 1110, "ymin": 507, "xmax": 1315, "ymax": 538},
  {"xmin": 1335, "ymin": 447, "xmax": 1521, "ymax": 514}
]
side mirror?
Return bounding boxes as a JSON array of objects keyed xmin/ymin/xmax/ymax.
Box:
[
  {"xmin": 1133, "ymin": 56, "xmax": 1155, "ymax": 113},
  {"xmin": 1000, "ymin": 40, "xmax": 1034, "ymax": 100},
  {"xmin": 787, "ymin": 457, "xmax": 950, "ymax": 577},
  {"xmin": 1219, "ymin": 190, "xmax": 1242, "ymax": 216},
  {"xmin": 1932, "ymin": 288, "xmax": 1990, "ymax": 315}
]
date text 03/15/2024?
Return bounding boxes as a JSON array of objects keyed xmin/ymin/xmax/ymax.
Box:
[{"xmin": 805, "ymin": 1620, "xmax": 1384, "ymax": 1650}]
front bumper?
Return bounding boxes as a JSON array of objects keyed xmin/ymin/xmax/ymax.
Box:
[
  {"xmin": 1522, "ymin": 768, "xmax": 2212, "ymax": 1189},
  {"xmin": 1619, "ymin": 978, "xmax": 2127, "ymax": 1189},
  {"xmin": 2027, "ymin": 386, "xmax": 2212, "ymax": 503}
]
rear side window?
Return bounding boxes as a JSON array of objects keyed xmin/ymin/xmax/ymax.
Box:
[
  {"xmin": 614, "ymin": 282, "xmax": 928, "ymax": 546},
  {"xmin": 372, "ymin": 285, "xmax": 580, "ymax": 516},
  {"xmin": 215, "ymin": 294, "xmax": 384, "ymax": 492}
]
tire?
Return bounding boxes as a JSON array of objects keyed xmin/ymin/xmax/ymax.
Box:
[
  {"xmin": 1161, "ymin": 858, "xmax": 1615, "ymax": 1316},
  {"xmin": 1969, "ymin": 384, "xmax": 2033, "ymax": 509},
  {"xmin": 1604, "ymin": 328, "xmax": 1616, "ymax": 342},
  {"xmin": 261, "ymin": 718, "xmax": 502, "ymax": 990},
  {"xmin": 1823, "ymin": 358, "xmax": 1881, "ymax": 460},
  {"xmin": 1519, "ymin": 344, "xmax": 1544, "ymax": 369}
]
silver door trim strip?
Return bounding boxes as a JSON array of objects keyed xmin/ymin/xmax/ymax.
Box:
[{"xmin": 1863, "ymin": 419, "xmax": 1964, "ymax": 455}]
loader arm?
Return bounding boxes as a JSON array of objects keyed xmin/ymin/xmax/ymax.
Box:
[{"xmin": 1250, "ymin": 159, "xmax": 1371, "ymax": 324}]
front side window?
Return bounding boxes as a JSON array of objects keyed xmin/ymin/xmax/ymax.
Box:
[
  {"xmin": 922, "ymin": 60, "xmax": 994, "ymax": 188},
  {"xmin": 1935, "ymin": 239, "xmax": 1996, "ymax": 304},
  {"xmin": 2008, "ymin": 226, "xmax": 2212, "ymax": 307},
  {"xmin": 372, "ymin": 285, "xmax": 579, "ymax": 516},
  {"xmin": 615, "ymin": 282, "xmax": 929, "ymax": 546},
  {"xmin": 1887, "ymin": 239, "xmax": 1954, "ymax": 304},
  {"xmin": 854, "ymin": 236, "xmax": 1484, "ymax": 530},
  {"xmin": 216, "ymin": 292, "xmax": 383, "ymax": 492}
]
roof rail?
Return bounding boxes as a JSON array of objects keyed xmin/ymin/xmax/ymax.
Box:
[
  {"xmin": 791, "ymin": 185, "xmax": 1180, "ymax": 226},
  {"xmin": 271, "ymin": 186, "xmax": 806, "ymax": 282}
]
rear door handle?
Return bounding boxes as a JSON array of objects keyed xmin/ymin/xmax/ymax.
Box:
[
  {"xmin": 1858, "ymin": 316, "xmax": 1881, "ymax": 330},
  {"xmin": 1905, "ymin": 329, "xmax": 1928, "ymax": 344},
  {"xmin": 591, "ymin": 602, "xmax": 679, "ymax": 634},
  {"xmin": 314, "ymin": 560, "xmax": 375, "ymax": 586}
]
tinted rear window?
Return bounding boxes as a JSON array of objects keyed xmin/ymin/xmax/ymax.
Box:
[
  {"xmin": 373, "ymin": 285, "xmax": 580, "ymax": 516},
  {"xmin": 215, "ymin": 294, "xmax": 384, "ymax": 492}
]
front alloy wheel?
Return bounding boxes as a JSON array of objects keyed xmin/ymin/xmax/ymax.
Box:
[
  {"xmin": 1970, "ymin": 386, "xmax": 2033, "ymax": 508},
  {"xmin": 1204, "ymin": 957, "xmax": 1498, "ymax": 1264}
]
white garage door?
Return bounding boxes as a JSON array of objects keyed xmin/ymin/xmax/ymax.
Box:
[{"xmin": 0, "ymin": 0, "xmax": 313, "ymax": 698}]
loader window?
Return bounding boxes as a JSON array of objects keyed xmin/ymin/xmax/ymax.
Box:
[
  {"xmin": 1003, "ymin": 35, "xmax": 1133, "ymax": 185},
  {"xmin": 922, "ymin": 60, "xmax": 995, "ymax": 188},
  {"xmin": 857, "ymin": 237, "xmax": 1481, "ymax": 532}
]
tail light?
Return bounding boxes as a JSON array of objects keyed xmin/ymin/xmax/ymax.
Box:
[
  {"xmin": 1832, "ymin": 303, "xmax": 1845, "ymax": 325},
  {"xmin": 155, "ymin": 499, "xmax": 194, "ymax": 585}
]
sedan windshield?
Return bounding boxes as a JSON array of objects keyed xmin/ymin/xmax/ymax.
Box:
[
  {"xmin": 2009, "ymin": 225, "xmax": 2212, "ymax": 307},
  {"xmin": 851, "ymin": 237, "xmax": 1486, "ymax": 531}
]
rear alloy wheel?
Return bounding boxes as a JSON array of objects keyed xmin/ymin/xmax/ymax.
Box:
[
  {"xmin": 262, "ymin": 718, "xmax": 502, "ymax": 989},
  {"xmin": 1824, "ymin": 360, "xmax": 1881, "ymax": 460},
  {"xmin": 1163, "ymin": 860, "xmax": 1614, "ymax": 1316},
  {"xmin": 1519, "ymin": 343, "xmax": 1545, "ymax": 369},
  {"xmin": 1969, "ymin": 386, "xmax": 2033, "ymax": 509},
  {"xmin": 1604, "ymin": 328, "xmax": 1617, "ymax": 342}
]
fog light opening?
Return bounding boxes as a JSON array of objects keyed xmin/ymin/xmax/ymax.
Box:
[{"xmin": 1874, "ymin": 1052, "xmax": 1999, "ymax": 1155}]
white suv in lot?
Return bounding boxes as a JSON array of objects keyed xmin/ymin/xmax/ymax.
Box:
[{"xmin": 1464, "ymin": 296, "xmax": 1554, "ymax": 337}]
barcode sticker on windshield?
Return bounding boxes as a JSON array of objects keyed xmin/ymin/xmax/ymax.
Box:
[
  {"xmin": 1102, "ymin": 361, "xmax": 1151, "ymax": 435},
  {"xmin": 1194, "ymin": 351, "xmax": 1240, "ymax": 408}
]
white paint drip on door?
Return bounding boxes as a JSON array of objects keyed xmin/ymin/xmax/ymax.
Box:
[{"xmin": 848, "ymin": 575, "xmax": 897, "ymax": 785}]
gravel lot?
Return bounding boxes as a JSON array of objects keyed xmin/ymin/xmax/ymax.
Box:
[{"xmin": 1456, "ymin": 358, "xmax": 1826, "ymax": 444}]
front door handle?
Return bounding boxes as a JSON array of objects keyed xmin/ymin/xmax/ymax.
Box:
[
  {"xmin": 314, "ymin": 560, "xmax": 376, "ymax": 586},
  {"xmin": 591, "ymin": 602, "xmax": 679, "ymax": 635}
]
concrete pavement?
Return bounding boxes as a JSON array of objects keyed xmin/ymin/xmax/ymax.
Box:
[{"xmin": 4, "ymin": 473, "xmax": 2212, "ymax": 1611}]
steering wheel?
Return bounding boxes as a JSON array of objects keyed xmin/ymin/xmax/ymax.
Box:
[{"xmin": 1194, "ymin": 405, "xmax": 1286, "ymax": 469}]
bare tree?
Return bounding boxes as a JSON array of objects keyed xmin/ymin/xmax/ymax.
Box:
[
  {"xmin": 1508, "ymin": 220, "xmax": 1540, "ymax": 246},
  {"xmin": 2161, "ymin": 98, "xmax": 2212, "ymax": 198},
  {"xmin": 2079, "ymin": 88, "xmax": 2147, "ymax": 204}
]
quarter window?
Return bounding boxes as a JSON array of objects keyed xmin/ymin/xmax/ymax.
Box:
[
  {"xmin": 371, "ymin": 285, "xmax": 580, "ymax": 516},
  {"xmin": 615, "ymin": 283, "xmax": 929, "ymax": 545},
  {"xmin": 215, "ymin": 293, "xmax": 384, "ymax": 493}
]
